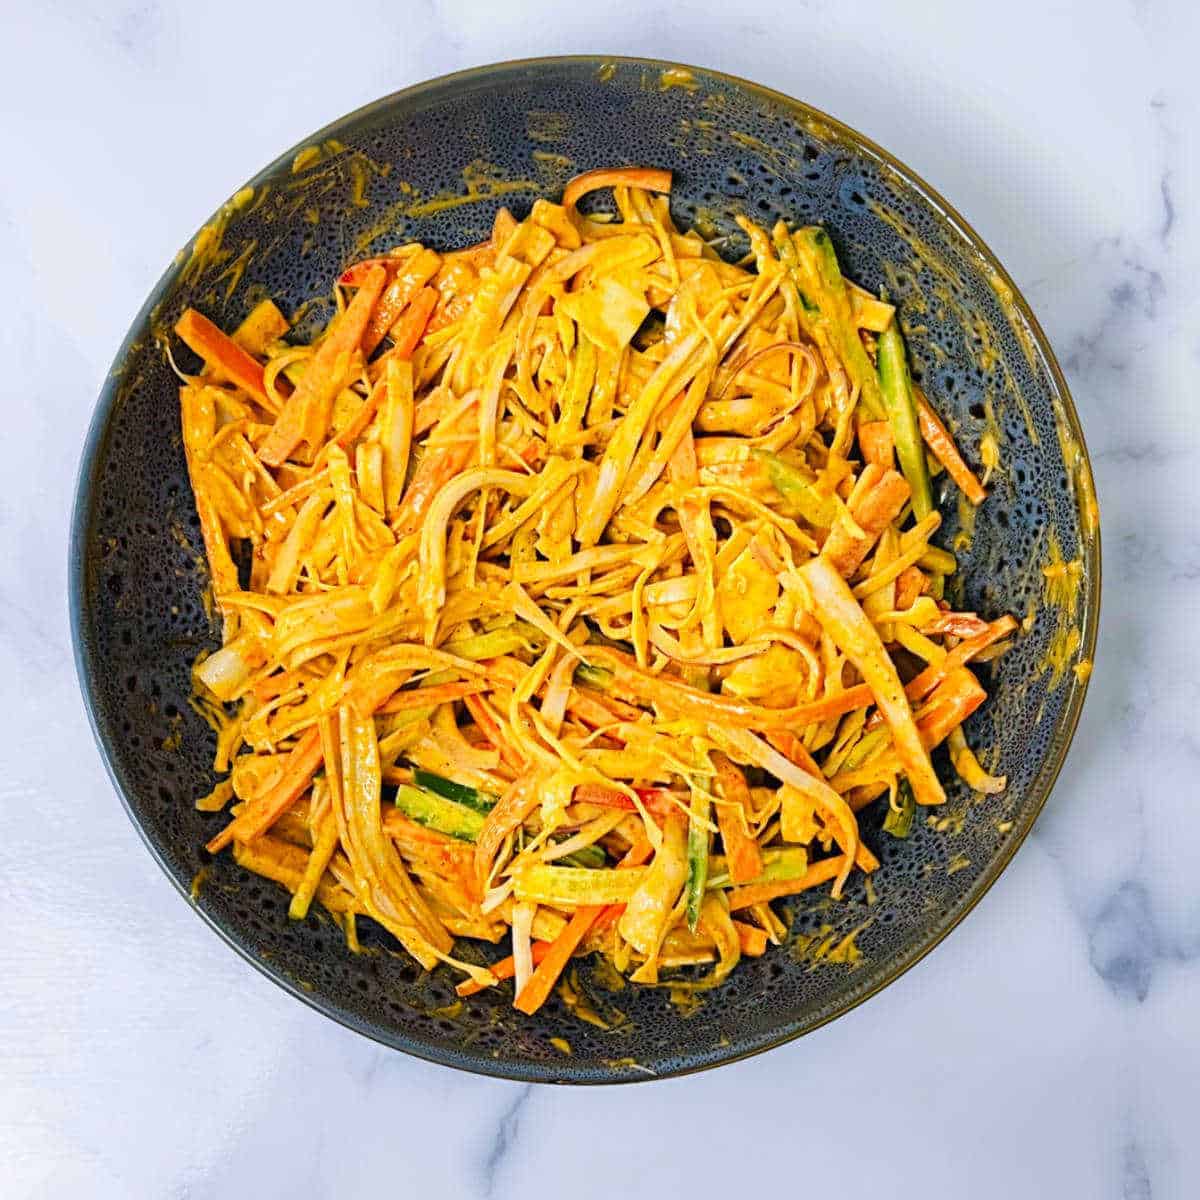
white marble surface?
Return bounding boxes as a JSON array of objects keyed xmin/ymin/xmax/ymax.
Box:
[{"xmin": 3, "ymin": 1, "xmax": 1197, "ymax": 1196}]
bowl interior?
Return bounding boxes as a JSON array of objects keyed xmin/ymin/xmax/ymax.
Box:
[{"xmin": 72, "ymin": 57, "xmax": 1097, "ymax": 1082}]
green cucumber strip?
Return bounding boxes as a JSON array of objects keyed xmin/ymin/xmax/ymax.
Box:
[
  {"xmin": 393, "ymin": 783, "xmax": 485, "ymax": 842},
  {"xmin": 412, "ymin": 768, "xmax": 496, "ymax": 814},
  {"xmin": 877, "ymin": 323, "xmax": 934, "ymax": 520}
]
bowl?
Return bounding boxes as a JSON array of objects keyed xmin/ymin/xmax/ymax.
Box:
[{"xmin": 70, "ymin": 56, "xmax": 1099, "ymax": 1083}]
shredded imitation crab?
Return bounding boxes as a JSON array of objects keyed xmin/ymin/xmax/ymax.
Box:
[{"xmin": 175, "ymin": 167, "xmax": 1014, "ymax": 1012}]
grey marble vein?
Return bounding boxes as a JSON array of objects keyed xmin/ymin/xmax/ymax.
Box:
[
  {"xmin": 1158, "ymin": 173, "xmax": 1175, "ymax": 241},
  {"xmin": 1124, "ymin": 1138, "xmax": 1153, "ymax": 1200},
  {"xmin": 479, "ymin": 1084, "xmax": 533, "ymax": 1200},
  {"xmin": 1090, "ymin": 882, "xmax": 1158, "ymax": 1002}
]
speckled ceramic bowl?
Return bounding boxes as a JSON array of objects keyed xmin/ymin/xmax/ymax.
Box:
[{"xmin": 70, "ymin": 56, "xmax": 1100, "ymax": 1083}]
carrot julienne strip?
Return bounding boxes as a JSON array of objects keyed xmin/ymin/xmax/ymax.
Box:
[
  {"xmin": 206, "ymin": 727, "xmax": 323, "ymax": 853},
  {"xmin": 563, "ymin": 167, "xmax": 672, "ymax": 210},
  {"xmin": 258, "ymin": 263, "xmax": 388, "ymax": 466},
  {"xmin": 916, "ymin": 392, "xmax": 987, "ymax": 506},
  {"xmin": 728, "ymin": 855, "xmax": 848, "ymax": 910},
  {"xmin": 176, "ymin": 308, "xmax": 280, "ymax": 408}
]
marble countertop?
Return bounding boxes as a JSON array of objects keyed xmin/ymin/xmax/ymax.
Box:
[{"xmin": 4, "ymin": 1, "xmax": 1196, "ymax": 1196}]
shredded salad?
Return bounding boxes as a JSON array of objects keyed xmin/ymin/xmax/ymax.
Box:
[{"xmin": 173, "ymin": 167, "xmax": 1014, "ymax": 1012}]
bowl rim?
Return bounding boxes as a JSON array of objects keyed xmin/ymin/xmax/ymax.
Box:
[{"xmin": 69, "ymin": 53, "xmax": 1101, "ymax": 1085}]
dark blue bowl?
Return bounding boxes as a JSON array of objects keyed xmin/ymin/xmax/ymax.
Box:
[{"xmin": 70, "ymin": 56, "xmax": 1099, "ymax": 1083}]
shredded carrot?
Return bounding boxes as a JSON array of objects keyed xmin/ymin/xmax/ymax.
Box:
[
  {"xmin": 867, "ymin": 615, "xmax": 1018, "ymax": 727},
  {"xmin": 563, "ymin": 167, "xmax": 672, "ymax": 210},
  {"xmin": 573, "ymin": 783, "xmax": 680, "ymax": 818},
  {"xmin": 733, "ymin": 920, "xmax": 769, "ymax": 956},
  {"xmin": 258, "ymin": 263, "xmax": 388, "ymax": 466},
  {"xmin": 362, "ymin": 251, "xmax": 441, "ymax": 355},
  {"xmin": 915, "ymin": 668, "xmax": 987, "ymax": 747},
  {"xmin": 459, "ymin": 840, "xmax": 654, "ymax": 1005},
  {"xmin": 513, "ymin": 905, "xmax": 604, "ymax": 1014},
  {"xmin": 728, "ymin": 855, "xmax": 848, "ymax": 910},
  {"xmin": 176, "ymin": 308, "xmax": 279, "ymax": 408},
  {"xmin": 392, "ymin": 440, "xmax": 473, "ymax": 537},
  {"xmin": 456, "ymin": 940, "xmax": 554, "ymax": 997},
  {"xmin": 462, "ymin": 692, "xmax": 526, "ymax": 773},
  {"xmin": 916, "ymin": 392, "xmax": 987, "ymax": 505},
  {"xmin": 339, "ymin": 254, "xmax": 413, "ymax": 286},
  {"xmin": 509, "ymin": 839, "xmax": 656, "ymax": 1012},
  {"xmin": 583, "ymin": 644, "xmax": 873, "ymax": 730},
  {"xmin": 823, "ymin": 465, "xmax": 911, "ymax": 577},
  {"xmin": 206, "ymin": 727, "xmax": 323, "ymax": 853},
  {"xmin": 387, "ymin": 286, "xmax": 438, "ymax": 359}
]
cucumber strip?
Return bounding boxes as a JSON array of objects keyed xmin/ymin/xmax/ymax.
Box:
[
  {"xmin": 441, "ymin": 624, "xmax": 539, "ymax": 660},
  {"xmin": 393, "ymin": 783, "xmax": 485, "ymax": 842},
  {"xmin": 793, "ymin": 227, "xmax": 887, "ymax": 419},
  {"xmin": 412, "ymin": 768, "xmax": 496, "ymax": 814},
  {"xmin": 560, "ymin": 843, "xmax": 608, "ymax": 870},
  {"xmin": 752, "ymin": 449, "xmax": 837, "ymax": 528},
  {"xmin": 574, "ymin": 662, "xmax": 614, "ymax": 691},
  {"xmin": 877, "ymin": 323, "xmax": 934, "ymax": 519},
  {"xmin": 707, "ymin": 846, "xmax": 810, "ymax": 889},
  {"xmin": 685, "ymin": 789, "xmax": 711, "ymax": 932}
]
